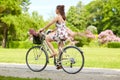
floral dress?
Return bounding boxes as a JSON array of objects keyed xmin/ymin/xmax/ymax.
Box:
[{"xmin": 52, "ymin": 22, "xmax": 68, "ymax": 42}]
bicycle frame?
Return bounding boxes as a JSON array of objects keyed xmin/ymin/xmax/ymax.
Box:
[
  {"xmin": 39, "ymin": 32, "xmax": 64, "ymax": 56},
  {"xmin": 41, "ymin": 40, "xmax": 53, "ymax": 56},
  {"xmin": 36, "ymin": 32, "xmax": 69, "ymax": 66},
  {"xmin": 39, "ymin": 38, "xmax": 59, "ymax": 66}
]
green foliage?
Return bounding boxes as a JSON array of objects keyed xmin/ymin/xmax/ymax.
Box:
[
  {"xmin": 66, "ymin": 2, "xmax": 88, "ymax": 31},
  {"xmin": 87, "ymin": 25, "xmax": 98, "ymax": 34},
  {"xmin": 1, "ymin": 0, "xmax": 120, "ymax": 48},
  {"xmin": 85, "ymin": 0, "xmax": 120, "ymax": 36},
  {"xmin": 14, "ymin": 12, "xmax": 45, "ymax": 41},
  {"xmin": 7, "ymin": 41, "xmax": 33, "ymax": 49},
  {"xmin": 1, "ymin": 12, "xmax": 45, "ymax": 41},
  {"xmin": 75, "ymin": 36, "xmax": 90, "ymax": 47},
  {"xmin": 0, "ymin": 0, "xmax": 22, "ymax": 16},
  {"xmin": 0, "ymin": 0, "xmax": 32, "ymax": 48},
  {"xmin": 67, "ymin": 0, "xmax": 120, "ymax": 37},
  {"xmin": 7, "ymin": 41, "xmax": 58, "ymax": 49},
  {"xmin": 66, "ymin": 22, "xmax": 80, "ymax": 32},
  {"xmin": 107, "ymin": 42, "xmax": 120, "ymax": 48},
  {"xmin": 84, "ymin": 36, "xmax": 99, "ymax": 48}
]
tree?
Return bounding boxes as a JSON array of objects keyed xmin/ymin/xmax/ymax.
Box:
[
  {"xmin": 67, "ymin": 0, "xmax": 120, "ymax": 36},
  {"xmin": 85, "ymin": 0, "xmax": 120, "ymax": 36},
  {"xmin": 0, "ymin": 0, "xmax": 30, "ymax": 48},
  {"xmin": 14, "ymin": 12, "xmax": 45, "ymax": 41},
  {"xmin": 66, "ymin": 1, "xmax": 87, "ymax": 31}
]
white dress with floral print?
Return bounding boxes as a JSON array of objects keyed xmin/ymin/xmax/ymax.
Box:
[{"xmin": 52, "ymin": 22, "xmax": 68, "ymax": 42}]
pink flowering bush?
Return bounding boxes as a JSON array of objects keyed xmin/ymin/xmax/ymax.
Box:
[
  {"xmin": 84, "ymin": 30, "xmax": 95, "ymax": 39},
  {"xmin": 75, "ymin": 30, "xmax": 95, "ymax": 47},
  {"xmin": 98, "ymin": 30, "xmax": 120, "ymax": 44}
]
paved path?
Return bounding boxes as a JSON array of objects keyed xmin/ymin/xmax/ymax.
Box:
[{"xmin": 0, "ymin": 63, "xmax": 120, "ymax": 80}]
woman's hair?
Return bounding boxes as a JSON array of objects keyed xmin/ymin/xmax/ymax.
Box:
[{"xmin": 56, "ymin": 5, "xmax": 66, "ymax": 20}]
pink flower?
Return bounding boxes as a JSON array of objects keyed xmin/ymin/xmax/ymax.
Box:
[
  {"xmin": 98, "ymin": 30, "xmax": 120, "ymax": 44},
  {"xmin": 85, "ymin": 30, "xmax": 95, "ymax": 39}
]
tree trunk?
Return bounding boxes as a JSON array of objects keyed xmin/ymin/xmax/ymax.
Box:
[{"xmin": 2, "ymin": 24, "xmax": 8, "ymax": 48}]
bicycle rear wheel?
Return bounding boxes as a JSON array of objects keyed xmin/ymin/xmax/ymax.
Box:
[
  {"xmin": 59, "ymin": 46, "xmax": 84, "ymax": 74},
  {"xmin": 26, "ymin": 46, "xmax": 48, "ymax": 72}
]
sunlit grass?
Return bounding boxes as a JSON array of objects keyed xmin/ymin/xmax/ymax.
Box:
[
  {"xmin": 0, "ymin": 47, "xmax": 120, "ymax": 69},
  {"xmin": 83, "ymin": 47, "xmax": 120, "ymax": 68}
]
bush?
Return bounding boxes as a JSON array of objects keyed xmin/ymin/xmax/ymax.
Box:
[
  {"xmin": 87, "ymin": 25, "xmax": 98, "ymax": 34},
  {"xmin": 84, "ymin": 35, "xmax": 99, "ymax": 47},
  {"xmin": 7, "ymin": 41, "xmax": 58, "ymax": 49},
  {"xmin": 107, "ymin": 42, "xmax": 120, "ymax": 48},
  {"xmin": 7, "ymin": 41, "xmax": 33, "ymax": 48},
  {"xmin": 98, "ymin": 30, "xmax": 120, "ymax": 44},
  {"xmin": 74, "ymin": 30, "xmax": 95, "ymax": 47},
  {"xmin": 7, "ymin": 41, "xmax": 20, "ymax": 48},
  {"xmin": 75, "ymin": 36, "xmax": 89, "ymax": 47},
  {"xmin": 18, "ymin": 41, "xmax": 33, "ymax": 48}
]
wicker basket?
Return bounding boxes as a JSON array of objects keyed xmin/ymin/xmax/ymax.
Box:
[{"xmin": 33, "ymin": 34, "xmax": 45, "ymax": 44}]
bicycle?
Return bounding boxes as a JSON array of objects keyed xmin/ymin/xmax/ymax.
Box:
[{"xmin": 26, "ymin": 31, "xmax": 84, "ymax": 74}]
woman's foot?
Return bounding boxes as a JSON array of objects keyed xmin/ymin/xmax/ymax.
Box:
[
  {"xmin": 49, "ymin": 53, "xmax": 57, "ymax": 58},
  {"xmin": 56, "ymin": 65, "xmax": 62, "ymax": 70},
  {"xmin": 71, "ymin": 41, "xmax": 79, "ymax": 45}
]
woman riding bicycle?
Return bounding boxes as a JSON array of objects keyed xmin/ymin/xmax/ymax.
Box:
[
  {"xmin": 27, "ymin": 5, "xmax": 84, "ymax": 73},
  {"xmin": 40, "ymin": 5, "xmax": 68, "ymax": 58}
]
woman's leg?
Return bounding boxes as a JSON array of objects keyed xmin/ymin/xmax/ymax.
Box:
[
  {"xmin": 46, "ymin": 34, "xmax": 57, "ymax": 58},
  {"xmin": 67, "ymin": 27, "xmax": 84, "ymax": 38},
  {"xmin": 58, "ymin": 41, "xmax": 64, "ymax": 54},
  {"xmin": 69, "ymin": 31, "xmax": 84, "ymax": 38}
]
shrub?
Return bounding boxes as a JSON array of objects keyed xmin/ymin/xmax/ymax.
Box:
[
  {"xmin": 7, "ymin": 41, "xmax": 58, "ymax": 49},
  {"xmin": 18, "ymin": 41, "xmax": 33, "ymax": 48},
  {"xmin": 7, "ymin": 41, "xmax": 33, "ymax": 49},
  {"xmin": 87, "ymin": 25, "xmax": 98, "ymax": 34},
  {"xmin": 84, "ymin": 30, "xmax": 95, "ymax": 39},
  {"xmin": 98, "ymin": 30, "xmax": 120, "ymax": 44},
  {"xmin": 75, "ymin": 37, "xmax": 84, "ymax": 47},
  {"xmin": 107, "ymin": 42, "xmax": 120, "ymax": 48},
  {"xmin": 74, "ymin": 30, "xmax": 95, "ymax": 47},
  {"xmin": 7, "ymin": 41, "xmax": 20, "ymax": 48},
  {"xmin": 75, "ymin": 36, "xmax": 89, "ymax": 47},
  {"xmin": 85, "ymin": 35, "xmax": 99, "ymax": 47}
]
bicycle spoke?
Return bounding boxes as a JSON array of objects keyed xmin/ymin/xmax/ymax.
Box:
[
  {"xmin": 60, "ymin": 46, "xmax": 84, "ymax": 74},
  {"xmin": 26, "ymin": 46, "xmax": 48, "ymax": 72}
]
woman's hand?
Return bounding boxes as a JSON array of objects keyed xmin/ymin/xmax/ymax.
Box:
[{"xmin": 39, "ymin": 28, "xmax": 44, "ymax": 32}]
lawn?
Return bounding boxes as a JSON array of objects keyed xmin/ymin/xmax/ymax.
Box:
[
  {"xmin": 0, "ymin": 47, "xmax": 120, "ymax": 69},
  {"xmin": 0, "ymin": 76, "xmax": 50, "ymax": 80},
  {"xmin": 83, "ymin": 47, "xmax": 120, "ymax": 68}
]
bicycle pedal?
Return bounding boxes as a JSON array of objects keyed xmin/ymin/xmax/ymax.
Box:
[{"xmin": 56, "ymin": 66, "xmax": 62, "ymax": 70}]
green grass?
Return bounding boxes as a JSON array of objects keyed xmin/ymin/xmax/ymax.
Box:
[
  {"xmin": 0, "ymin": 76, "xmax": 50, "ymax": 80},
  {"xmin": 0, "ymin": 49, "xmax": 27, "ymax": 63},
  {"xmin": 0, "ymin": 48, "xmax": 120, "ymax": 69},
  {"xmin": 83, "ymin": 47, "xmax": 120, "ymax": 69}
]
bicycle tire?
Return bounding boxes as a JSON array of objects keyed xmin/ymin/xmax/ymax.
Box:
[
  {"xmin": 59, "ymin": 46, "xmax": 84, "ymax": 74},
  {"xmin": 26, "ymin": 46, "xmax": 48, "ymax": 72}
]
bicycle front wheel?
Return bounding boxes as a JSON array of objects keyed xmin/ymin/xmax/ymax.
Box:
[
  {"xmin": 59, "ymin": 46, "xmax": 84, "ymax": 74},
  {"xmin": 26, "ymin": 46, "xmax": 48, "ymax": 72}
]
